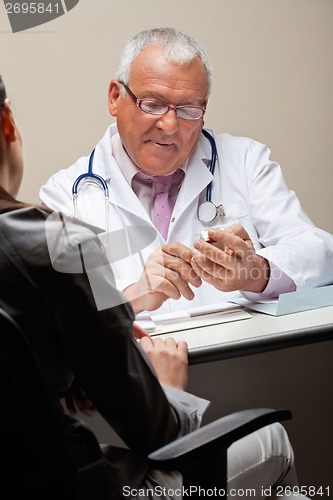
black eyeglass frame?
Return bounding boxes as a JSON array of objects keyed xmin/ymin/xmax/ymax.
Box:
[{"xmin": 119, "ymin": 81, "xmax": 206, "ymax": 121}]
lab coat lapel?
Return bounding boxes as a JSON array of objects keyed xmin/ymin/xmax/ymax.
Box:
[
  {"xmin": 95, "ymin": 130, "xmax": 152, "ymax": 223},
  {"xmin": 94, "ymin": 126, "xmax": 213, "ymax": 227},
  {"xmin": 173, "ymin": 136, "xmax": 213, "ymax": 215}
]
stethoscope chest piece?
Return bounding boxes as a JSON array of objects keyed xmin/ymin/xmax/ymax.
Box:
[{"xmin": 197, "ymin": 201, "xmax": 225, "ymax": 224}]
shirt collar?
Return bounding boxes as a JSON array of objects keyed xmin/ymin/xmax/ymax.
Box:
[{"xmin": 111, "ymin": 132, "xmax": 188, "ymax": 186}]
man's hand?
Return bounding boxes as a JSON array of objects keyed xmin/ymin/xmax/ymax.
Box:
[
  {"xmin": 138, "ymin": 336, "xmax": 188, "ymax": 390},
  {"xmin": 124, "ymin": 243, "xmax": 202, "ymax": 313},
  {"xmin": 191, "ymin": 223, "xmax": 270, "ymax": 293}
]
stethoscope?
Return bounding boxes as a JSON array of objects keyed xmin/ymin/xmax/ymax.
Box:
[
  {"xmin": 198, "ymin": 129, "xmax": 225, "ymax": 223},
  {"xmin": 72, "ymin": 129, "xmax": 225, "ymax": 224}
]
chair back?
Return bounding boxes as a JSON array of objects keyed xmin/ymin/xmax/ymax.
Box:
[{"xmin": 0, "ymin": 307, "xmax": 107, "ymax": 499}]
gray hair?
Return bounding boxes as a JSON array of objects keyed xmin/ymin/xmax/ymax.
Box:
[{"xmin": 115, "ymin": 27, "xmax": 212, "ymax": 97}]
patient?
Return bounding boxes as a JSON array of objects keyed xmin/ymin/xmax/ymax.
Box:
[{"xmin": 0, "ymin": 74, "xmax": 308, "ymax": 499}]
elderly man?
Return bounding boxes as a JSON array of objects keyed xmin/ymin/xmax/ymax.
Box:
[{"xmin": 40, "ymin": 27, "xmax": 333, "ymax": 316}]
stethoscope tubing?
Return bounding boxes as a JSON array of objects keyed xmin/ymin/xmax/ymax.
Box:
[
  {"xmin": 71, "ymin": 129, "xmax": 223, "ymax": 223},
  {"xmin": 72, "ymin": 148, "xmax": 109, "ymax": 198},
  {"xmin": 201, "ymin": 128, "xmax": 217, "ymax": 202}
]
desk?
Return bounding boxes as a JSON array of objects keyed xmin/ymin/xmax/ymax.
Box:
[
  {"xmin": 157, "ymin": 305, "xmax": 333, "ymax": 490},
  {"xmin": 157, "ymin": 305, "xmax": 333, "ymax": 365}
]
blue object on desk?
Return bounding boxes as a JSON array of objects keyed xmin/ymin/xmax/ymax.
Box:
[{"xmin": 234, "ymin": 285, "xmax": 333, "ymax": 316}]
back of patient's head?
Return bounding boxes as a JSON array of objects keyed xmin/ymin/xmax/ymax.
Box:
[
  {"xmin": 0, "ymin": 75, "xmax": 7, "ymax": 164},
  {"xmin": 0, "ymin": 75, "xmax": 6, "ymax": 106},
  {"xmin": 0, "ymin": 76, "xmax": 30, "ymax": 209}
]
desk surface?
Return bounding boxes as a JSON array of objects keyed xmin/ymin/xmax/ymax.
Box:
[{"xmin": 157, "ymin": 305, "xmax": 333, "ymax": 364}]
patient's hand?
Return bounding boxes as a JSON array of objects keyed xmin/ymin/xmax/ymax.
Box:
[
  {"xmin": 139, "ymin": 336, "xmax": 188, "ymax": 390},
  {"xmin": 133, "ymin": 322, "xmax": 150, "ymax": 340}
]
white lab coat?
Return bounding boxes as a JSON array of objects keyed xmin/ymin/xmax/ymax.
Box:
[{"xmin": 40, "ymin": 123, "xmax": 333, "ymax": 314}]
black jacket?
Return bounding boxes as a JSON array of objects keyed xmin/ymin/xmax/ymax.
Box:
[{"xmin": 0, "ymin": 189, "xmax": 181, "ymax": 489}]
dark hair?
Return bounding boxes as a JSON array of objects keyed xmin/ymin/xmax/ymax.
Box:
[
  {"xmin": 0, "ymin": 75, "xmax": 7, "ymax": 108},
  {"xmin": 64, "ymin": 379, "xmax": 96, "ymax": 415},
  {"xmin": 0, "ymin": 76, "xmax": 7, "ymax": 165}
]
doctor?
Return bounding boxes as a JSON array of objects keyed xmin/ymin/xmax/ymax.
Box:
[{"xmin": 40, "ymin": 27, "xmax": 333, "ymax": 315}]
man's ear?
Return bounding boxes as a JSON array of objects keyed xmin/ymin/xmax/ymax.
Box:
[
  {"xmin": 1, "ymin": 100, "xmax": 17, "ymax": 143},
  {"xmin": 108, "ymin": 80, "xmax": 122, "ymax": 117}
]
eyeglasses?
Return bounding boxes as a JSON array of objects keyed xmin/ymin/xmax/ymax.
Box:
[{"xmin": 120, "ymin": 82, "xmax": 206, "ymax": 121}]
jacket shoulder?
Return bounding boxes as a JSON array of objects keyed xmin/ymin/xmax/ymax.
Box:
[{"xmin": 216, "ymin": 132, "xmax": 266, "ymax": 151}]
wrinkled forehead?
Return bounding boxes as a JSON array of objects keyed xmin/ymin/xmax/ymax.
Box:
[{"xmin": 129, "ymin": 45, "xmax": 209, "ymax": 98}]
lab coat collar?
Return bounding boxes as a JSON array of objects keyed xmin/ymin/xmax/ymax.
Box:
[
  {"xmin": 95, "ymin": 125, "xmax": 151, "ymax": 220},
  {"xmin": 173, "ymin": 132, "xmax": 213, "ymax": 215}
]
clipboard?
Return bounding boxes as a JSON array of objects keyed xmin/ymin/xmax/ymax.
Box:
[{"xmin": 135, "ymin": 301, "xmax": 252, "ymax": 335}]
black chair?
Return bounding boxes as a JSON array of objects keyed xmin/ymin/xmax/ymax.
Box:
[{"xmin": 0, "ymin": 307, "xmax": 292, "ymax": 498}]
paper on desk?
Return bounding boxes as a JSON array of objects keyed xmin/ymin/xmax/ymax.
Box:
[
  {"xmin": 232, "ymin": 285, "xmax": 333, "ymax": 316},
  {"xmin": 135, "ymin": 301, "xmax": 251, "ymax": 335}
]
